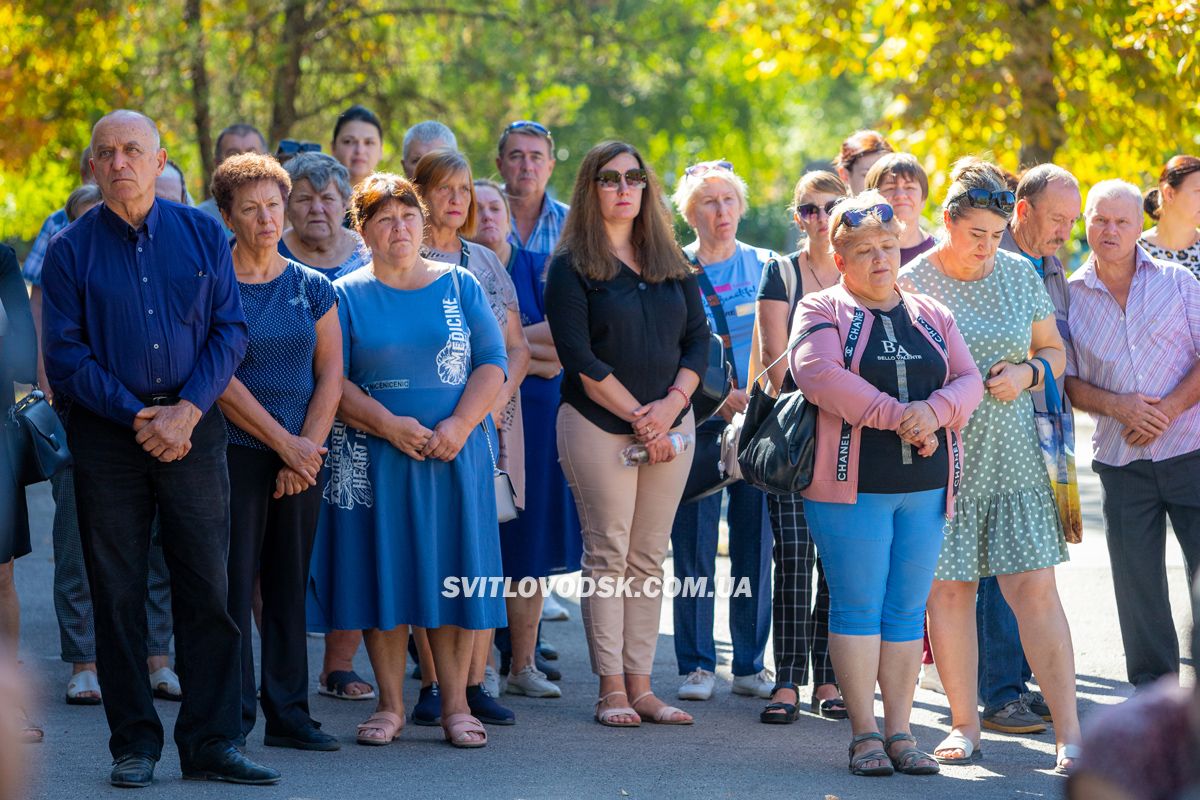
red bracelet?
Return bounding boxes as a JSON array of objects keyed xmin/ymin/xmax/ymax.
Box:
[{"xmin": 668, "ymin": 385, "xmax": 691, "ymax": 409}]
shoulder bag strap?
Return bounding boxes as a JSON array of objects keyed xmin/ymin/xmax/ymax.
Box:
[
  {"xmin": 750, "ymin": 321, "xmax": 834, "ymax": 392},
  {"xmin": 687, "ymin": 252, "xmax": 739, "ymax": 386}
]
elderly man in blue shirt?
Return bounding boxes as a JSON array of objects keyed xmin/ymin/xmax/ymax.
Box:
[{"xmin": 42, "ymin": 110, "xmax": 278, "ymax": 789}]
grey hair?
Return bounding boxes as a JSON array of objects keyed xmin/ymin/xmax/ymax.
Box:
[
  {"xmin": 942, "ymin": 157, "xmax": 1010, "ymax": 221},
  {"xmin": 283, "ymin": 152, "xmax": 353, "ymax": 205},
  {"xmin": 1084, "ymin": 179, "xmax": 1143, "ymax": 217},
  {"xmin": 1016, "ymin": 163, "xmax": 1079, "ymax": 203},
  {"xmin": 92, "ymin": 109, "xmax": 161, "ymax": 150},
  {"xmin": 402, "ymin": 121, "xmax": 458, "ymax": 158},
  {"xmin": 65, "ymin": 184, "xmax": 103, "ymax": 222}
]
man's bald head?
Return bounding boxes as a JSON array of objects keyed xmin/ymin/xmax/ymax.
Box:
[
  {"xmin": 89, "ymin": 109, "xmax": 167, "ymax": 217},
  {"xmin": 92, "ymin": 109, "xmax": 161, "ymax": 150}
]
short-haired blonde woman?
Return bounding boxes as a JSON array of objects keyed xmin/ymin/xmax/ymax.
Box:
[
  {"xmin": 306, "ymin": 173, "xmax": 509, "ymax": 749},
  {"xmin": 667, "ymin": 160, "xmax": 779, "ymax": 705},
  {"xmin": 545, "ymin": 141, "xmax": 709, "ymax": 727},
  {"xmin": 211, "ymin": 153, "xmax": 343, "ymax": 750},
  {"xmin": 752, "ymin": 169, "xmax": 849, "ymax": 725},
  {"xmin": 898, "ymin": 158, "xmax": 1082, "ymax": 773},
  {"xmin": 792, "ymin": 191, "xmax": 983, "ymax": 776}
]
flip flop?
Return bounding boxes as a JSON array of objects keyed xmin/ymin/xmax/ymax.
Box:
[
  {"xmin": 356, "ymin": 710, "xmax": 403, "ymax": 746},
  {"xmin": 630, "ymin": 691, "xmax": 693, "ymax": 725},
  {"xmin": 442, "ymin": 713, "xmax": 487, "ymax": 748},
  {"xmin": 933, "ymin": 731, "xmax": 983, "ymax": 765},
  {"xmin": 149, "ymin": 667, "xmax": 182, "ymax": 701},
  {"xmin": 66, "ymin": 670, "xmax": 102, "ymax": 706},
  {"xmin": 319, "ymin": 670, "xmax": 376, "ymax": 701}
]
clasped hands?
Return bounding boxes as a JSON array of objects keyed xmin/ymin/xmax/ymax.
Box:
[
  {"xmin": 896, "ymin": 400, "xmax": 940, "ymax": 457},
  {"xmin": 133, "ymin": 402, "xmax": 202, "ymax": 463},
  {"xmin": 629, "ymin": 389, "xmax": 692, "ymax": 465},
  {"xmin": 388, "ymin": 414, "xmax": 472, "ymax": 462}
]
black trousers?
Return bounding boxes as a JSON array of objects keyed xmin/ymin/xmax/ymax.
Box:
[
  {"xmin": 766, "ymin": 492, "xmax": 836, "ymax": 689},
  {"xmin": 1094, "ymin": 449, "xmax": 1200, "ymax": 687},
  {"xmin": 226, "ymin": 444, "xmax": 321, "ymax": 738},
  {"xmin": 69, "ymin": 405, "xmax": 241, "ymax": 762}
]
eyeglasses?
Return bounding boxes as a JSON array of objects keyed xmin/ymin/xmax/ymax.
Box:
[
  {"xmin": 797, "ymin": 200, "xmax": 841, "ymax": 219},
  {"xmin": 595, "ymin": 169, "xmax": 648, "ymax": 191},
  {"xmin": 950, "ymin": 187, "xmax": 1016, "ymax": 215},
  {"xmin": 504, "ymin": 120, "xmax": 552, "ymax": 138},
  {"xmin": 276, "ymin": 140, "xmax": 322, "ymax": 156},
  {"xmin": 684, "ymin": 160, "xmax": 734, "ymax": 177},
  {"xmin": 835, "ymin": 203, "xmax": 895, "ymax": 232}
]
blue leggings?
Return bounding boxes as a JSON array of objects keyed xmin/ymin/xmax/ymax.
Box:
[{"xmin": 803, "ymin": 489, "xmax": 946, "ymax": 642}]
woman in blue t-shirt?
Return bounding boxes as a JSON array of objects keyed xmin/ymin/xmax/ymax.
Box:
[{"xmin": 211, "ymin": 153, "xmax": 344, "ymax": 751}]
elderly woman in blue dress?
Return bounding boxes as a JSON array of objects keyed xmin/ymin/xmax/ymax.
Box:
[{"xmin": 307, "ymin": 173, "xmax": 509, "ymax": 749}]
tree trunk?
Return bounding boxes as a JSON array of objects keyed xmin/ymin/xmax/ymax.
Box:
[
  {"xmin": 269, "ymin": 0, "xmax": 308, "ymax": 146},
  {"xmin": 185, "ymin": 0, "xmax": 214, "ymax": 197},
  {"xmin": 1014, "ymin": 0, "xmax": 1065, "ymax": 166}
]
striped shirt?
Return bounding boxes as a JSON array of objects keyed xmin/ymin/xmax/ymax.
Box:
[
  {"xmin": 507, "ymin": 194, "xmax": 569, "ymax": 254},
  {"xmin": 1065, "ymin": 245, "xmax": 1200, "ymax": 467}
]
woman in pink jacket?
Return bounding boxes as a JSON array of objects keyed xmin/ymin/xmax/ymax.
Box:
[{"xmin": 789, "ymin": 191, "xmax": 984, "ymax": 778}]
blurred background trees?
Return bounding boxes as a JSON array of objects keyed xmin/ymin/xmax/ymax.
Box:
[{"xmin": 2, "ymin": 0, "xmax": 1197, "ymax": 254}]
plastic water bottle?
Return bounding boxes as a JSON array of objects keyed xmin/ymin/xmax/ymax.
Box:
[{"xmin": 619, "ymin": 432, "xmax": 694, "ymax": 466}]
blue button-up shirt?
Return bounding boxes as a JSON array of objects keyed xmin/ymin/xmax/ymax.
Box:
[
  {"xmin": 21, "ymin": 207, "xmax": 70, "ymax": 287},
  {"xmin": 506, "ymin": 193, "xmax": 569, "ymax": 254},
  {"xmin": 42, "ymin": 200, "xmax": 248, "ymax": 427}
]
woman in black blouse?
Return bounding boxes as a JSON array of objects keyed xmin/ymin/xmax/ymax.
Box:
[{"xmin": 545, "ymin": 141, "xmax": 708, "ymax": 728}]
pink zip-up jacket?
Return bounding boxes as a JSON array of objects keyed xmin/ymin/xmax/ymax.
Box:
[{"xmin": 789, "ymin": 284, "xmax": 984, "ymax": 518}]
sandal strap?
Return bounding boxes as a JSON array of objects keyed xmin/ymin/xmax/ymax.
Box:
[
  {"xmin": 629, "ymin": 691, "xmax": 653, "ymax": 706},
  {"xmin": 595, "ymin": 690, "xmax": 628, "ymax": 707}
]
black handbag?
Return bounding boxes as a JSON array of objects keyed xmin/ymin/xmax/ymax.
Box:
[
  {"xmin": 737, "ymin": 323, "xmax": 835, "ymax": 495},
  {"xmin": 690, "ymin": 332, "xmax": 732, "ymax": 423},
  {"xmin": 7, "ymin": 389, "xmax": 71, "ymax": 486}
]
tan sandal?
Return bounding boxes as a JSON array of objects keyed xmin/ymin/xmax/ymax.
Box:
[
  {"xmin": 442, "ymin": 713, "xmax": 487, "ymax": 748},
  {"xmin": 593, "ymin": 691, "xmax": 640, "ymax": 727},
  {"xmin": 355, "ymin": 710, "xmax": 404, "ymax": 746},
  {"xmin": 631, "ymin": 691, "xmax": 693, "ymax": 725}
]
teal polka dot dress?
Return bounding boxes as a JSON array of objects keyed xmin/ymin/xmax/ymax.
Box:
[{"xmin": 898, "ymin": 249, "xmax": 1068, "ymax": 580}]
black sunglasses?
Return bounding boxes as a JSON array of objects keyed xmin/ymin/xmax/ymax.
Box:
[
  {"xmin": 595, "ymin": 169, "xmax": 648, "ymax": 190},
  {"xmin": 276, "ymin": 140, "xmax": 322, "ymax": 156},
  {"xmin": 951, "ymin": 187, "xmax": 1016, "ymax": 215},
  {"xmin": 836, "ymin": 203, "xmax": 895, "ymax": 232},
  {"xmin": 504, "ymin": 120, "xmax": 552, "ymax": 137},
  {"xmin": 797, "ymin": 200, "xmax": 840, "ymax": 219}
]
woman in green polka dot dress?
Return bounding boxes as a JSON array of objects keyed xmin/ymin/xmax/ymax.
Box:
[{"xmin": 897, "ymin": 158, "xmax": 1082, "ymax": 774}]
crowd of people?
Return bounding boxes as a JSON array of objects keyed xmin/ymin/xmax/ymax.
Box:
[{"xmin": 0, "ymin": 101, "xmax": 1198, "ymax": 792}]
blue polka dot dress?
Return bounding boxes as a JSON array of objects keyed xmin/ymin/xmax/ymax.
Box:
[{"xmin": 899, "ymin": 250, "xmax": 1068, "ymax": 579}]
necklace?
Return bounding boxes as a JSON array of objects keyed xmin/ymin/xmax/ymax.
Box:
[{"xmin": 804, "ymin": 252, "xmax": 832, "ymax": 290}]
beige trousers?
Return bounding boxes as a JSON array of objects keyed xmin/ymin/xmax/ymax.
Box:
[{"xmin": 556, "ymin": 404, "xmax": 695, "ymax": 676}]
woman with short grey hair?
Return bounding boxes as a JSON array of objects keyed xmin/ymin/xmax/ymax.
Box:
[{"xmin": 280, "ymin": 152, "xmax": 370, "ymax": 281}]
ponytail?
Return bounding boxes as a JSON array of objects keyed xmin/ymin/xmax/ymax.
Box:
[{"xmin": 1143, "ymin": 187, "xmax": 1162, "ymax": 221}]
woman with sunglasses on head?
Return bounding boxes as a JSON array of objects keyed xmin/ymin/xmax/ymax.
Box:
[
  {"xmin": 667, "ymin": 159, "xmax": 780, "ymax": 706},
  {"xmin": 897, "ymin": 157, "xmax": 1082, "ymax": 773},
  {"xmin": 791, "ymin": 191, "xmax": 983, "ymax": 777},
  {"xmin": 752, "ymin": 170, "xmax": 847, "ymax": 725},
  {"xmin": 866, "ymin": 153, "xmax": 936, "ymax": 266},
  {"xmin": 1140, "ymin": 155, "xmax": 1200, "ymax": 279},
  {"xmin": 545, "ymin": 141, "xmax": 709, "ymax": 728},
  {"xmin": 835, "ymin": 130, "xmax": 894, "ymax": 196}
]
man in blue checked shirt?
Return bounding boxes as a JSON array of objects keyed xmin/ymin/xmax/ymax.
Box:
[{"xmin": 41, "ymin": 109, "xmax": 278, "ymax": 790}]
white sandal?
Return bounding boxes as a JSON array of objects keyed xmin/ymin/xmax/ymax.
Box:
[
  {"xmin": 149, "ymin": 666, "xmax": 182, "ymax": 701},
  {"xmin": 66, "ymin": 669, "xmax": 102, "ymax": 706},
  {"xmin": 933, "ymin": 731, "xmax": 982, "ymax": 765},
  {"xmin": 1055, "ymin": 743, "xmax": 1082, "ymax": 775}
]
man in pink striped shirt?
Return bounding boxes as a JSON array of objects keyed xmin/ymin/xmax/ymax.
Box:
[{"xmin": 1064, "ymin": 179, "xmax": 1200, "ymax": 689}]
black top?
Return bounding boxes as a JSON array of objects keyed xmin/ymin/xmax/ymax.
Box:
[
  {"xmin": 856, "ymin": 302, "xmax": 948, "ymax": 493},
  {"xmin": 756, "ymin": 251, "xmax": 800, "ymax": 303},
  {"xmin": 544, "ymin": 252, "xmax": 710, "ymax": 434},
  {"xmin": 0, "ymin": 244, "xmax": 37, "ymax": 403}
]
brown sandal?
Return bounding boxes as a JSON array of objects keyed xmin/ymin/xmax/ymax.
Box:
[{"xmin": 355, "ymin": 710, "xmax": 403, "ymax": 746}]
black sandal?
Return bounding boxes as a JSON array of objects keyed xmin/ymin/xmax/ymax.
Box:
[
  {"xmin": 848, "ymin": 732, "xmax": 894, "ymax": 777},
  {"xmin": 884, "ymin": 733, "xmax": 940, "ymax": 775},
  {"xmin": 759, "ymin": 682, "xmax": 800, "ymax": 725},
  {"xmin": 812, "ymin": 694, "xmax": 849, "ymax": 719}
]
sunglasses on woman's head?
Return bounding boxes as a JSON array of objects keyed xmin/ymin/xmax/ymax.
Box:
[
  {"xmin": 836, "ymin": 203, "xmax": 895, "ymax": 231},
  {"xmin": 797, "ymin": 200, "xmax": 840, "ymax": 219},
  {"xmin": 684, "ymin": 160, "xmax": 734, "ymax": 177},
  {"xmin": 951, "ymin": 187, "xmax": 1016, "ymax": 215},
  {"xmin": 595, "ymin": 169, "xmax": 649, "ymax": 190}
]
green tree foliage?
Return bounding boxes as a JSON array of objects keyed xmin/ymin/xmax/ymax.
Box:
[{"xmin": 714, "ymin": 0, "xmax": 1200, "ymax": 204}]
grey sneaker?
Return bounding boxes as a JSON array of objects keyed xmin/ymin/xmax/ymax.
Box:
[
  {"xmin": 731, "ymin": 669, "xmax": 775, "ymax": 699},
  {"xmin": 1022, "ymin": 690, "xmax": 1052, "ymax": 721},
  {"xmin": 506, "ymin": 665, "xmax": 562, "ymax": 698},
  {"xmin": 981, "ymin": 699, "xmax": 1048, "ymax": 734},
  {"xmin": 482, "ymin": 665, "xmax": 502, "ymax": 699}
]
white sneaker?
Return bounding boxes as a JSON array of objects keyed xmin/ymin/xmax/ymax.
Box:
[
  {"xmin": 919, "ymin": 662, "xmax": 945, "ymax": 695},
  {"xmin": 677, "ymin": 668, "xmax": 716, "ymax": 701},
  {"xmin": 505, "ymin": 665, "xmax": 562, "ymax": 698},
  {"xmin": 731, "ymin": 668, "xmax": 775, "ymax": 699},
  {"xmin": 483, "ymin": 665, "xmax": 502, "ymax": 698},
  {"xmin": 541, "ymin": 593, "xmax": 570, "ymax": 621}
]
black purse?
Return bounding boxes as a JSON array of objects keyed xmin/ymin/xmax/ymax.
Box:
[
  {"xmin": 736, "ymin": 323, "xmax": 835, "ymax": 495},
  {"xmin": 7, "ymin": 389, "xmax": 71, "ymax": 486},
  {"xmin": 690, "ymin": 332, "xmax": 732, "ymax": 423}
]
